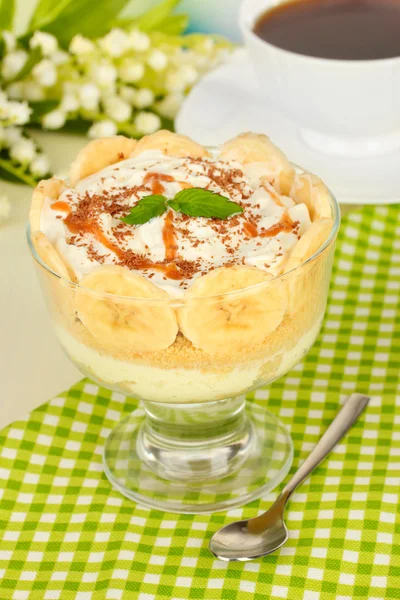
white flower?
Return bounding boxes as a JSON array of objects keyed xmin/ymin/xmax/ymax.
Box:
[
  {"xmin": 23, "ymin": 81, "xmax": 45, "ymax": 102},
  {"xmin": 118, "ymin": 59, "xmax": 144, "ymax": 83},
  {"xmin": 165, "ymin": 64, "xmax": 199, "ymax": 93},
  {"xmin": 1, "ymin": 50, "xmax": 28, "ymax": 80},
  {"xmin": 202, "ymin": 39, "xmax": 214, "ymax": 53},
  {"xmin": 156, "ymin": 93, "xmax": 183, "ymax": 119},
  {"xmin": 135, "ymin": 111, "xmax": 161, "ymax": 135},
  {"xmin": 62, "ymin": 81, "xmax": 79, "ymax": 95},
  {"xmin": 179, "ymin": 65, "xmax": 198, "ymax": 85},
  {"xmin": 9, "ymin": 101, "xmax": 31, "ymax": 125},
  {"xmin": 147, "ymin": 49, "xmax": 168, "ymax": 72},
  {"xmin": 69, "ymin": 34, "xmax": 95, "ymax": 55},
  {"xmin": 7, "ymin": 82, "xmax": 24, "ymax": 100},
  {"xmin": 10, "ymin": 137, "xmax": 36, "ymax": 164},
  {"xmin": 165, "ymin": 70, "xmax": 187, "ymax": 93},
  {"xmin": 99, "ymin": 29, "xmax": 130, "ymax": 58},
  {"xmin": 194, "ymin": 54, "xmax": 210, "ymax": 69},
  {"xmin": 30, "ymin": 154, "xmax": 50, "ymax": 177},
  {"xmin": 42, "ymin": 109, "xmax": 66, "ymax": 130},
  {"xmin": 3, "ymin": 31, "xmax": 16, "ymax": 52},
  {"xmin": 30, "ymin": 31, "xmax": 58, "ymax": 56},
  {"xmin": 90, "ymin": 61, "xmax": 117, "ymax": 88},
  {"xmin": 103, "ymin": 96, "xmax": 131, "ymax": 122},
  {"xmin": 88, "ymin": 120, "xmax": 117, "ymax": 139},
  {"xmin": 52, "ymin": 50, "xmax": 69, "ymax": 66},
  {"xmin": 78, "ymin": 83, "xmax": 100, "ymax": 111},
  {"xmin": 119, "ymin": 86, "xmax": 136, "ymax": 104},
  {"xmin": 129, "ymin": 30, "xmax": 150, "ymax": 52},
  {"xmin": 61, "ymin": 93, "xmax": 79, "ymax": 112},
  {"xmin": 133, "ymin": 88, "xmax": 154, "ymax": 108},
  {"xmin": 32, "ymin": 59, "xmax": 58, "ymax": 87},
  {"xmin": 0, "ymin": 100, "xmax": 31, "ymax": 125},
  {"xmin": 0, "ymin": 195, "xmax": 11, "ymax": 225},
  {"xmin": 3, "ymin": 126, "xmax": 22, "ymax": 147}
]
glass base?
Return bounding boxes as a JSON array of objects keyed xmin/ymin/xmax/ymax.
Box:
[{"xmin": 104, "ymin": 396, "xmax": 293, "ymax": 514}]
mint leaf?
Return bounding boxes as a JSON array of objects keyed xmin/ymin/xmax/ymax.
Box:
[
  {"xmin": 167, "ymin": 188, "xmax": 243, "ymax": 219},
  {"xmin": 121, "ymin": 194, "xmax": 167, "ymax": 225}
]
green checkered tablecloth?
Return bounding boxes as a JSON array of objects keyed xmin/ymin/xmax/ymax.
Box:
[{"xmin": 1, "ymin": 205, "xmax": 399, "ymax": 600}]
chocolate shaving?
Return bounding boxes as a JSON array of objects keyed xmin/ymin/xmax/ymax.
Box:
[{"xmin": 59, "ymin": 154, "xmax": 303, "ymax": 286}]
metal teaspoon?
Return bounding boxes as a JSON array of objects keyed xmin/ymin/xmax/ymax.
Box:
[{"xmin": 210, "ymin": 393, "xmax": 370, "ymax": 561}]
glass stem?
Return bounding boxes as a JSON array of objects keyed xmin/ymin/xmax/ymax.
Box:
[{"xmin": 137, "ymin": 395, "xmax": 255, "ymax": 482}]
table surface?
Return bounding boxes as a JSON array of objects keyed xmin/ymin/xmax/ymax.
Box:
[{"xmin": 0, "ymin": 132, "xmax": 87, "ymax": 429}]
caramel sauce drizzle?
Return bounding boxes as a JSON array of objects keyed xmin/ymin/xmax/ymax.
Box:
[
  {"xmin": 65, "ymin": 214, "xmax": 124, "ymax": 259},
  {"xmin": 260, "ymin": 212, "xmax": 294, "ymax": 237},
  {"xmin": 51, "ymin": 201, "xmax": 71, "ymax": 214},
  {"xmin": 62, "ymin": 160, "xmax": 299, "ymax": 282},
  {"xmin": 162, "ymin": 210, "xmax": 178, "ymax": 263},
  {"xmin": 143, "ymin": 172, "xmax": 174, "ymax": 195},
  {"xmin": 243, "ymin": 220, "xmax": 258, "ymax": 238},
  {"xmin": 162, "ymin": 262, "xmax": 185, "ymax": 280},
  {"xmin": 143, "ymin": 172, "xmax": 181, "ymax": 268}
]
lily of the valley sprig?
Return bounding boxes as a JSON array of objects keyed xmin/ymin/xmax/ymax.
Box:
[{"xmin": 0, "ymin": 0, "xmax": 232, "ymax": 194}]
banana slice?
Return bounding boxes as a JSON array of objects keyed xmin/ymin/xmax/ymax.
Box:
[
  {"xmin": 76, "ymin": 265, "xmax": 178, "ymax": 353},
  {"xmin": 290, "ymin": 172, "xmax": 332, "ymax": 220},
  {"xmin": 31, "ymin": 231, "xmax": 76, "ymax": 324},
  {"xmin": 284, "ymin": 218, "xmax": 334, "ymax": 314},
  {"xmin": 178, "ymin": 266, "xmax": 287, "ymax": 354},
  {"xmin": 31, "ymin": 231, "xmax": 76, "ymax": 281},
  {"xmin": 132, "ymin": 129, "xmax": 210, "ymax": 158},
  {"xmin": 69, "ymin": 136, "xmax": 137, "ymax": 186},
  {"xmin": 219, "ymin": 132, "xmax": 295, "ymax": 195},
  {"xmin": 29, "ymin": 178, "xmax": 65, "ymax": 232}
]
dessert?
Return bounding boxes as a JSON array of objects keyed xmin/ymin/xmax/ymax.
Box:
[{"xmin": 29, "ymin": 131, "xmax": 336, "ymax": 404}]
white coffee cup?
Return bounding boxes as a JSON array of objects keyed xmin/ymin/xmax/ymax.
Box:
[{"xmin": 240, "ymin": 0, "xmax": 400, "ymax": 157}]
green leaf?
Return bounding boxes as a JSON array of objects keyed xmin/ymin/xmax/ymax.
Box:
[
  {"xmin": 133, "ymin": 0, "xmax": 181, "ymax": 32},
  {"xmin": 7, "ymin": 47, "xmax": 42, "ymax": 83},
  {"xmin": 157, "ymin": 13, "xmax": 188, "ymax": 35},
  {"xmin": 121, "ymin": 194, "xmax": 167, "ymax": 225},
  {"xmin": 28, "ymin": 0, "xmax": 73, "ymax": 31},
  {"xmin": 27, "ymin": 0, "xmax": 131, "ymax": 48},
  {"xmin": 0, "ymin": 0, "xmax": 15, "ymax": 30},
  {"xmin": 0, "ymin": 156, "xmax": 40, "ymax": 187},
  {"xmin": 58, "ymin": 117, "xmax": 91, "ymax": 134},
  {"xmin": 167, "ymin": 188, "xmax": 243, "ymax": 219},
  {"xmin": 0, "ymin": 134, "xmax": 50, "ymax": 187},
  {"xmin": 29, "ymin": 100, "xmax": 59, "ymax": 122}
]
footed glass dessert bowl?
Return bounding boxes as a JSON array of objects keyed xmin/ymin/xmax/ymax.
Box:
[{"xmin": 27, "ymin": 130, "xmax": 340, "ymax": 513}]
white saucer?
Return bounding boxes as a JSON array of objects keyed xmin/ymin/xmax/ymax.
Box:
[{"xmin": 176, "ymin": 50, "xmax": 400, "ymax": 205}]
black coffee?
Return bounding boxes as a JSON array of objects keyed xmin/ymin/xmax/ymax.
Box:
[{"xmin": 253, "ymin": 0, "xmax": 400, "ymax": 60}]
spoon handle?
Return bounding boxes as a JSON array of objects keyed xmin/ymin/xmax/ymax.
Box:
[{"xmin": 281, "ymin": 393, "xmax": 370, "ymax": 500}]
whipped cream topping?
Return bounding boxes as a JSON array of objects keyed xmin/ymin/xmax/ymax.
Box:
[{"xmin": 40, "ymin": 150, "xmax": 312, "ymax": 297}]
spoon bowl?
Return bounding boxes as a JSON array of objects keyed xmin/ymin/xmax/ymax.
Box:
[{"xmin": 210, "ymin": 517, "xmax": 288, "ymax": 561}]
